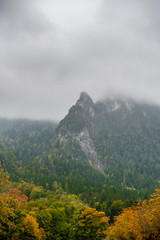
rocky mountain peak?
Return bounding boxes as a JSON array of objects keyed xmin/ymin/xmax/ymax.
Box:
[
  {"xmin": 54, "ymin": 92, "xmax": 103, "ymax": 171},
  {"xmin": 76, "ymin": 92, "xmax": 95, "ymax": 117}
]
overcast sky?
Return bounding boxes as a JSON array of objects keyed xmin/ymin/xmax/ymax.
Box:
[{"xmin": 0, "ymin": 0, "xmax": 160, "ymax": 120}]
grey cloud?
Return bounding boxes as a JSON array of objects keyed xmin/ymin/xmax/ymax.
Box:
[
  {"xmin": 0, "ymin": 0, "xmax": 160, "ymax": 120},
  {"xmin": 0, "ymin": 0, "xmax": 52, "ymax": 39}
]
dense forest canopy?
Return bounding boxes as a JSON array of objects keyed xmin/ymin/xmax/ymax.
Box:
[{"xmin": 1, "ymin": 164, "xmax": 160, "ymax": 239}]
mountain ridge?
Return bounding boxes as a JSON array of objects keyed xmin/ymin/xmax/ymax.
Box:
[{"xmin": 54, "ymin": 92, "xmax": 160, "ymax": 190}]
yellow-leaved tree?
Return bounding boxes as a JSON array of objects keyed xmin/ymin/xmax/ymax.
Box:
[
  {"xmin": 22, "ymin": 214, "xmax": 45, "ymax": 240},
  {"xmin": 108, "ymin": 189, "xmax": 160, "ymax": 240},
  {"xmin": 75, "ymin": 207, "xmax": 109, "ymax": 240}
]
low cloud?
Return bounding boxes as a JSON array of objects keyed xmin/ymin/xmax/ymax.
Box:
[{"xmin": 0, "ymin": 0, "xmax": 160, "ymax": 120}]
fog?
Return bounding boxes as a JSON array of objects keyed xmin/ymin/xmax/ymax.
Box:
[{"xmin": 0, "ymin": 0, "xmax": 160, "ymax": 120}]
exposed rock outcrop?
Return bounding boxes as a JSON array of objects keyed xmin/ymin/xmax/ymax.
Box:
[{"xmin": 54, "ymin": 92, "xmax": 104, "ymax": 172}]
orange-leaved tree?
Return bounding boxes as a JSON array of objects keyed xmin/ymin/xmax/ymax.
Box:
[
  {"xmin": 108, "ymin": 189, "xmax": 160, "ymax": 240},
  {"xmin": 7, "ymin": 188, "xmax": 28, "ymax": 204},
  {"xmin": 108, "ymin": 204, "xmax": 142, "ymax": 240}
]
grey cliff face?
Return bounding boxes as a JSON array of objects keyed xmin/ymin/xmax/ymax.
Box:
[
  {"xmin": 73, "ymin": 127, "xmax": 104, "ymax": 172},
  {"xmin": 54, "ymin": 92, "xmax": 104, "ymax": 172}
]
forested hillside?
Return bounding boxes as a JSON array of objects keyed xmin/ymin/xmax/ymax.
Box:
[
  {"xmin": 94, "ymin": 99, "xmax": 160, "ymax": 189},
  {"xmin": 0, "ymin": 117, "xmax": 149, "ymax": 207},
  {"xmin": 0, "ymin": 119, "xmax": 57, "ymax": 181}
]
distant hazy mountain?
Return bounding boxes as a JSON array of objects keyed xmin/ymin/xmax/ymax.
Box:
[{"xmin": 0, "ymin": 92, "xmax": 160, "ymax": 195}]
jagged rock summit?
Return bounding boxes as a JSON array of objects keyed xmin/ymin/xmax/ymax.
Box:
[
  {"xmin": 56, "ymin": 92, "xmax": 94, "ymax": 135},
  {"xmin": 76, "ymin": 92, "xmax": 93, "ymax": 107},
  {"xmin": 76, "ymin": 92, "xmax": 95, "ymax": 117},
  {"xmin": 55, "ymin": 92, "xmax": 104, "ymax": 171}
]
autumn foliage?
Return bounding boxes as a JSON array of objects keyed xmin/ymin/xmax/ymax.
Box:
[
  {"xmin": 75, "ymin": 207, "xmax": 109, "ymax": 240},
  {"xmin": 3, "ymin": 161, "xmax": 160, "ymax": 240},
  {"xmin": 0, "ymin": 165, "xmax": 44, "ymax": 240},
  {"xmin": 108, "ymin": 189, "xmax": 160, "ymax": 240},
  {"xmin": 22, "ymin": 214, "xmax": 45, "ymax": 240},
  {"xmin": 0, "ymin": 193, "xmax": 44, "ymax": 240},
  {"xmin": 8, "ymin": 188, "xmax": 28, "ymax": 204}
]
